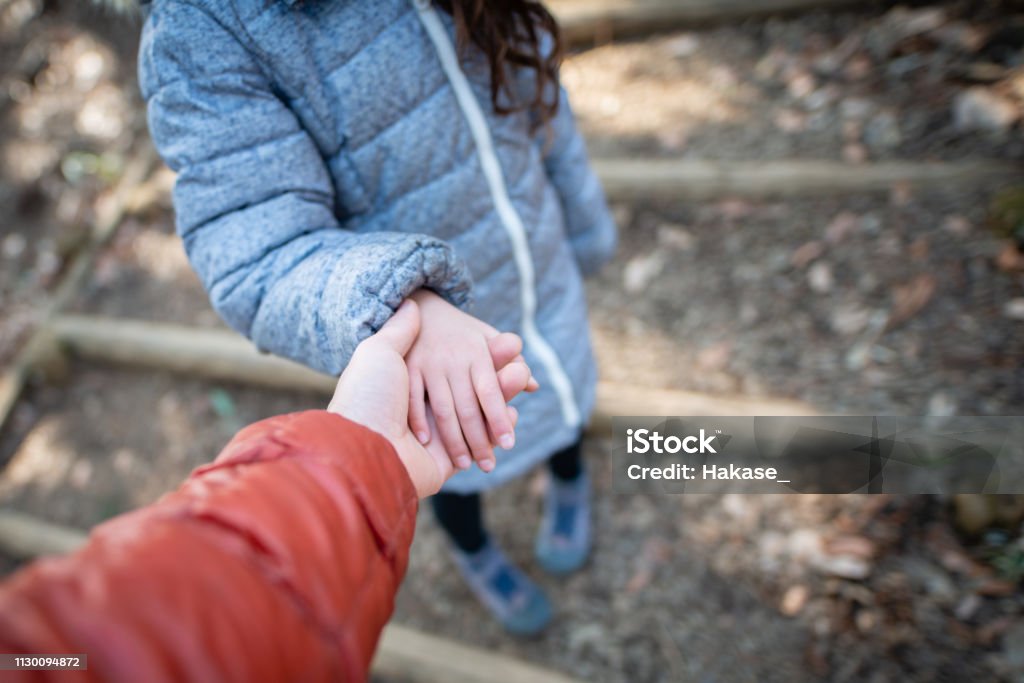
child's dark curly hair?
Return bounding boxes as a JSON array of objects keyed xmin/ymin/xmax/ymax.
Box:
[{"xmin": 438, "ymin": 0, "xmax": 563, "ymax": 128}]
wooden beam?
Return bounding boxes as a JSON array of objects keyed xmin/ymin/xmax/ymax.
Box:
[
  {"xmin": 0, "ymin": 511, "xmax": 581, "ymax": 683},
  {"xmin": 374, "ymin": 624, "xmax": 582, "ymax": 683},
  {"xmin": 0, "ymin": 510, "xmax": 87, "ymax": 559},
  {"xmin": 590, "ymin": 383, "xmax": 814, "ymax": 436},
  {"xmin": 594, "ymin": 159, "xmax": 1023, "ymax": 202},
  {"xmin": 552, "ymin": 0, "xmax": 864, "ymax": 45},
  {"xmin": 47, "ymin": 315, "xmax": 817, "ymax": 424},
  {"xmin": 48, "ymin": 315, "xmax": 336, "ymax": 394}
]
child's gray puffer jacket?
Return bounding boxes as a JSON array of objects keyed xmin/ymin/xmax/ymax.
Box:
[{"xmin": 139, "ymin": 0, "xmax": 617, "ymax": 493}]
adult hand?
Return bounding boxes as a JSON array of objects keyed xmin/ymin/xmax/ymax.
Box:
[{"xmin": 327, "ymin": 300, "xmax": 535, "ymax": 497}]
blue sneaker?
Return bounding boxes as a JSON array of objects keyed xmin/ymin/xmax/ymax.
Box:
[
  {"xmin": 449, "ymin": 540, "xmax": 552, "ymax": 636},
  {"xmin": 535, "ymin": 468, "xmax": 591, "ymax": 575}
]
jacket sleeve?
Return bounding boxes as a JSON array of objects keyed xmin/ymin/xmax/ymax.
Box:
[
  {"xmin": 0, "ymin": 411, "xmax": 418, "ymax": 683},
  {"xmin": 138, "ymin": 1, "xmax": 472, "ymax": 375},
  {"xmin": 537, "ymin": 79, "xmax": 618, "ymax": 277}
]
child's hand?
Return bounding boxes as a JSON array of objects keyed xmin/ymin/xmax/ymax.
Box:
[{"xmin": 406, "ymin": 289, "xmax": 536, "ymax": 473}]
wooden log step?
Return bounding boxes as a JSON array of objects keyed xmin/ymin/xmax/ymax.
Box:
[{"xmin": 46, "ymin": 315, "xmax": 817, "ymax": 426}]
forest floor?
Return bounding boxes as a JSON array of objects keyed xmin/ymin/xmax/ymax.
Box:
[{"xmin": 1, "ymin": 1, "xmax": 1023, "ymax": 681}]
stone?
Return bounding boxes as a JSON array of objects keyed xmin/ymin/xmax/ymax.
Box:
[
  {"xmin": 953, "ymin": 88, "xmax": 1019, "ymax": 134},
  {"xmin": 808, "ymin": 262, "xmax": 834, "ymax": 293},
  {"xmin": 813, "ymin": 554, "xmax": 871, "ymax": 580},
  {"xmin": 1003, "ymin": 298, "xmax": 1024, "ymax": 320}
]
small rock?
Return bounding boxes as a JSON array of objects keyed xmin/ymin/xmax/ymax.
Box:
[
  {"xmin": 789, "ymin": 528, "xmax": 825, "ymax": 562},
  {"xmin": 623, "ymin": 252, "xmax": 667, "ymax": 294},
  {"xmin": 666, "ymin": 33, "xmax": 700, "ymax": 59},
  {"xmin": 826, "ymin": 535, "xmax": 876, "ymax": 560},
  {"xmin": 808, "ymin": 261, "xmax": 834, "ymax": 293},
  {"xmin": 855, "ymin": 609, "xmax": 879, "ymax": 633},
  {"xmin": 787, "ymin": 70, "xmax": 816, "ymax": 99},
  {"xmin": 2, "ymin": 233, "xmax": 27, "ymax": 259},
  {"xmin": 831, "ymin": 305, "xmax": 871, "ymax": 336},
  {"xmin": 1003, "ymin": 298, "xmax": 1024, "ymax": 320},
  {"xmin": 840, "ymin": 97, "xmax": 874, "ymax": 120},
  {"xmin": 657, "ymin": 224, "xmax": 695, "ymax": 251},
  {"xmin": 73, "ymin": 49, "xmax": 106, "ymax": 91},
  {"xmin": 780, "ymin": 585, "xmax": 810, "ymax": 616},
  {"xmin": 927, "ymin": 392, "xmax": 957, "ymax": 418},
  {"xmin": 568, "ymin": 623, "xmax": 607, "ymax": 655},
  {"xmin": 953, "ymin": 88, "xmax": 1019, "ymax": 134},
  {"xmin": 954, "ymin": 593, "xmax": 982, "ymax": 621},
  {"xmin": 804, "ymin": 87, "xmax": 836, "ymax": 111},
  {"xmin": 845, "ymin": 343, "xmax": 872, "ymax": 371},
  {"xmin": 814, "ymin": 554, "xmax": 871, "ymax": 580}
]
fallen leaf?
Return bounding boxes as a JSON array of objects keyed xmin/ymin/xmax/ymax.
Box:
[
  {"xmin": 791, "ymin": 240, "xmax": 825, "ymax": 268},
  {"xmin": 977, "ymin": 616, "xmax": 1014, "ymax": 647},
  {"xmin": 975, "ymin": 578, "xmax": 1018, "ymax": 597},
  {"xmin": 825, "ymin": 212, "xmax": 861, "ymax": 244},
  {"xmin": 885, "ymin": 274, "xmax": 937, "ymax": 331},
  {"xmin": 908, "ymin": 237, "xmax": 929, "ymax": 261},
  {"xmin": 996, "ymin": 243, "xmax": 1024, "ymax": 273}
]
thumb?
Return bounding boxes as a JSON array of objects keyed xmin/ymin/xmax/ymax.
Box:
[{"xmin": 374, "ymin": 299, "xmax": 421, "ymax": 355}]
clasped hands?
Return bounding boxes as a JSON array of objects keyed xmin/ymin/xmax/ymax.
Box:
[{"xmin": 328, "ymin": 291, "xmax": 536, "ymax": 498}]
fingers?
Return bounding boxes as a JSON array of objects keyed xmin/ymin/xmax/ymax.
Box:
[
  {"xmin": 472, "ymin": 360, "xmax": 514, "ymax": 452},
  {"xmin": 424, "ymin": 373, "xmax": 472, "ymax": 471},
  {"xmin": 408, "ymin": 369, "xmax": 429, "ymax": 445},
  {"xmin": 451, "ymin": 374, "xmax": 497, "ymax": 472},
  {"xmin": 496, "ymin": 361, "xmax": 531, "ymax": 402},
  {"xmin": 373, "ymin": 299, "xmax": 420, "ymax": 355},
  {"xmin": 487, "ymin": 332, "xmax": 523, "ymax": 369}
]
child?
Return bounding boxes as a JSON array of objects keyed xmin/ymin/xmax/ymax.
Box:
[{"xmin": 139, "ymin": 0, "xmax": 616, "ymax": 635}]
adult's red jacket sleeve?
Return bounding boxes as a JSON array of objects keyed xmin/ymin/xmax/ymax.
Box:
[{"xmin": 0, "ymin": 410, "xmax": 419, "ymax": 683}]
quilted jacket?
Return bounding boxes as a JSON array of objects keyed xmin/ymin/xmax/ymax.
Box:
[
  {"xmin": 138, "ymin": 0, "xmax": 617, "ymax": 491},
  {"xmin": 0, "ymin": 411, "xmax": 418, "ymax": 682}
]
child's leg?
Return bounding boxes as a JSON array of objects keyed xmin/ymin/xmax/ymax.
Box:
[
  {"xmin": 547, "ymin": 439, "xmax": 583, "ymax": 481},
  {"xmin": 430, "ymin": 492, "xmax": 487, "ymax": 552},
  {"xmin": 432, "ymin": 491, "xmax": 552, "ymax": 635},
  {"xmin": 536, "ymin": 435, "xmax": 591, "ymax": 575}
]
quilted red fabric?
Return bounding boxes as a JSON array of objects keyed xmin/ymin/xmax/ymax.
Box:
[{"xmin": 0, "ymin": 411, "xmax": 418, "ymax": 682}]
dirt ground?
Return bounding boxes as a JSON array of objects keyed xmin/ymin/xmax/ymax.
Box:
[{"xmin": 2, "ymin": 1, "xmax": 1024, "ymax": 681}]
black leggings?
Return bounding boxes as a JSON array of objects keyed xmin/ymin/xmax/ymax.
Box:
[{"xmin": 431, "ymin": 439, "xmax": 582, "ymax": 553}]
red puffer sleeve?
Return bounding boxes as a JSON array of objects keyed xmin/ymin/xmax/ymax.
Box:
[{"xmin": 0, "ymin": 410, "xmax": 418, "ymax": 683}]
